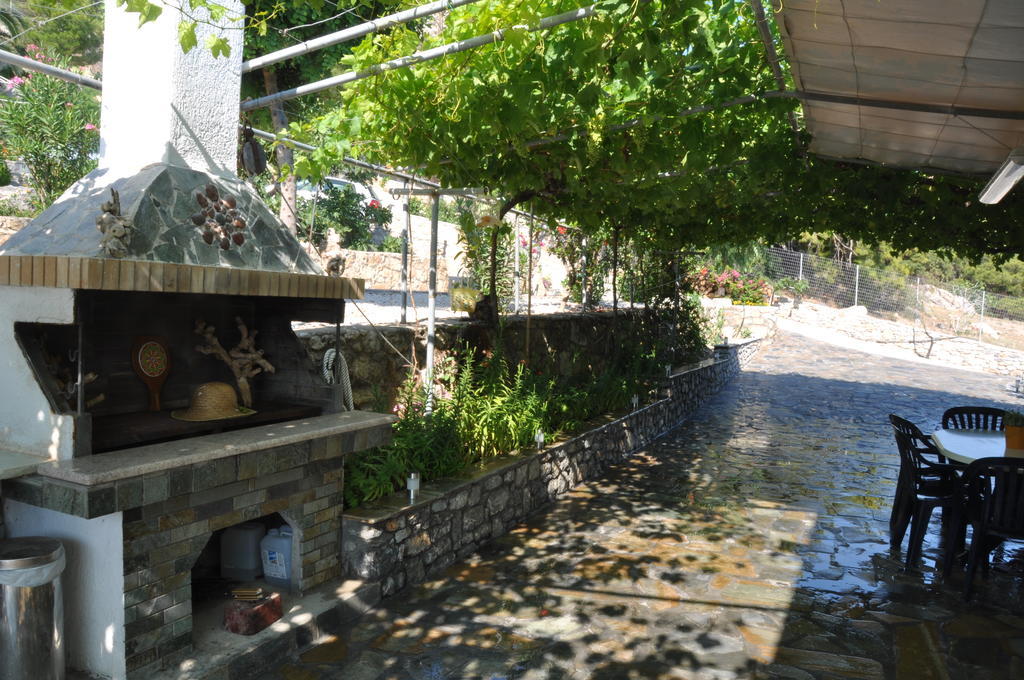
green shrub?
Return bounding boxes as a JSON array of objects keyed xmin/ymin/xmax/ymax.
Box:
[
  {"xmin": 0, "ymin": 49, "xmax": 99, "ymax": 205},
  {"xmin": 717, "ymin": 269, "xmax": 770, "ymax": 304},
  {"xmin": 301, "ymin": 184, "xmax": 392, "ymax": 250},
  {"xmin": 0, "ymin": 196, "xmax": 36, "ymax": 218},
  {"xmin": 0, "ymin": 161, "xmax": 10, "ymax": 187},
  {"xmin": 776, "ymin": 277, "xmax": 808, "ymax": 296},
  {"xmin": 344, "ymin": 336, "xmax": 661, "ymax": 509}
]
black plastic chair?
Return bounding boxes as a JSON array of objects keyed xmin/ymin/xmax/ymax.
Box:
[
  {"xmin": 889, "ymin": 414, "xmax": 961, "ymax": 568},
  {"xmin": 954, "ymin": 457, "xmax": 1024, "ymax": 599},
  {"xmin": 942, "ymin": 406, "xmax": 1006, "ymax": 432}
]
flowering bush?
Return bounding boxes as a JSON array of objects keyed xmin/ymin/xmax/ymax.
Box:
[
  {"xmin": 688, "ymin": 266, "xmax": 719, "ymax": 295},
  {"xmin": 300, "ymin": 183, "xmax": 393, "ymax": 250},
  {"xmin": 718, "ymin": 270, "xmax": 771, "ymax": 304},
  {"xmin": 0, "ymin": 48, "xmax": 99, "ymax": 205}
]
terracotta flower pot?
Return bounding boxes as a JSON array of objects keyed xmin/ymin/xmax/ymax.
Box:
[{"xmin": 1006, "ymin": 425, "xmax": 1024, "ymax": 451}]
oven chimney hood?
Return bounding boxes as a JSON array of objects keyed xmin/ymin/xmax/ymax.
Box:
[
  {"xmin": 0, "ymin": 0, "xmax": 323, "ymax": 279},
  {"xmin": 0, "ymin": 0, "xmax": 361, "ymax": 467}
]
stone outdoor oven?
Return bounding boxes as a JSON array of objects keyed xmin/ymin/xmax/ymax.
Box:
[{"xmin": 0, "ymin": 1, "xmax": 394, "ymax": 678}]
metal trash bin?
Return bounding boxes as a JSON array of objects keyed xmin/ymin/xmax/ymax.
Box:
[{"xmin": 0, "ymin": 537, "xmax": 66, "ymax": 680}]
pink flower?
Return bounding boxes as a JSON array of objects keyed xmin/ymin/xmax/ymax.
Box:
[
  {"xmin": 7, "ymin": 76, "xmax": 25, "ymax": 89},
  {"xmin": 84, "ymin": 123, "xmax": 97, "ymax": 131},
  {"xmin": 557, "ymin": 226, "xmax": 567, "ymax": 235},
  {"xmin": 368, "ymin": 199, "xmax": 381, "ymax": 209}
]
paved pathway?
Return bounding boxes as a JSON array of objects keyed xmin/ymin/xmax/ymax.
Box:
[{"xmin": 275, "ymin": 332, "xmax": 1024, "ymax": 680}]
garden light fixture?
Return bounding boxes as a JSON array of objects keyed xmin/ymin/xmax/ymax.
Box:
[
  {"xmin": 535, "ymin": 429, "xmax": 545, "ymax": 450},
  {"xmin": 407, "ymin": 472, "xmax": 420, "ymax": 503},
  {"xmin": 979, "ymin": 147, "xmax": 1024, "ymax": 204},
  {"xmin": 631, "ymin": 394, "xmax": 639, "ymax": 410}
]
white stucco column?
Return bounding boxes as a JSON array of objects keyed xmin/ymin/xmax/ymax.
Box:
[
  {"xmin": 0, "ymin": 287, "xmax": 76, "ymax": 461},
  {"xmin": 98, "ymin": 0, "xmax": 244, "ymax": 178}
]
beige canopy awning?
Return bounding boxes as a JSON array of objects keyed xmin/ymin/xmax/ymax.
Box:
[{"xmin": 776, "ymin": 0, "xmax": 1024, "ymax": 175}]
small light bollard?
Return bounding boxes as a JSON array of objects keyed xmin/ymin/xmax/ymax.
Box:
[
  {"xmin": 407, "ymin": 472, "xmax": 420, "ymax": 503},
  {"xmin": 535, "ymin": 429, "xmax": 545, "ymax": 450},
  {"xmin": 631, "ymin": 394, "xmax": 639, "ymax": 410}
]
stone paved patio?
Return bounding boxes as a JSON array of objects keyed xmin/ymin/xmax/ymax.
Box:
[{"xmin": 273, "ymin": 331, "xmax": 1024, "ymax": 679}]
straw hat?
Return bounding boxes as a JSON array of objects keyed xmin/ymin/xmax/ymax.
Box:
[{"xmin": 171, "ymin": 382, "xmax": 255, "ymax": 421}]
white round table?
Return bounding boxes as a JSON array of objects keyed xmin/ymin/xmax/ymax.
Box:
[{"xmin": 931, "ymin": 429, "xmax": 1024, "ymax": 465}]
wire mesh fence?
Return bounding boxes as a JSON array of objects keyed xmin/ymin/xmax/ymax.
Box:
[{"xmin": 762, "ymin": 247, "xmax": 1024, "ymax": 353}]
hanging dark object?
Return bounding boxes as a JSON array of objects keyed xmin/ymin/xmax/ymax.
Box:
[{"xmin": 238, "ymin": 124, "xmax": 268, "ymax": 176}]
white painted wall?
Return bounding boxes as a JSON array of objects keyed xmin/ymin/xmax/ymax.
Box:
[
  {"xmin": 3, "ymin": 500, "xmax": 126, "ymax": 679},
  {"xmin": 0, "ymin": 287, "xmax": 75, "ymax": 461},
  {"xmin": 99, "ymin": 0, "xmax": 244, "ymax": 178}
]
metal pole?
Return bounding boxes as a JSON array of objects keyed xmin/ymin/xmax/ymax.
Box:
[
  {"xmin": 979, "ymin": 290, "xmax": 986, "ymax": 341},
  {"xmin": 854, "ymin": 264, "xmax": 860, "ymax": 306},
  {"xmin": 526, "ymin": 211, "xmax": 534, "ymax": 363},
  {"xmin": 630, "ymin": 249, "xmax": 635, "ymax": 309},
  {"xmin": 671, "ymin": 255, "xmax": 680, "ymax": 363},
  {"xmin": 425, "ymin": 193, "xmax": 439, "ymax": 414},
  {"xmin": 334, "ymin": 300, "xmax": 343, "ymax": 409},
  {"xmin": 307, "ymin": 186, "xmax": 320, "ymax": 245},
  {"xmin": 916, "ymin": 276, "xmax": 921, "ymax": 307},
  {"xmin": 580, "ymin": 237, "xmax": 589, "ymax": 310},
  {"xmin": 401, "ymin": 180, "xmax": 410, "ymax": 324},
  {"xmin": 242, "ymin": 4, "xmax": 601, "ymax": 111},
  {"xmin": 0, "ymin": 48, "xmax": 102, "ymax": 89},
  {"xmin": 747, "ymin": 0, "xmax": 800, "ymax": 139},
  {"xmin": 513, "ymin": 215, "xmax": 521, "ymax": 314},
  {"xmin": 798, "ymin": 252, "xmax": 804, "ymax": 281},
  {"xmin": 242, "ymin": 0, "xmax": 485, "ymax": 72}
]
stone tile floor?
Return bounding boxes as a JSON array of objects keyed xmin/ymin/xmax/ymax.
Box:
[{"xmin": 273, "ymin": 332, "xmax": 1024, "ymax": 679}]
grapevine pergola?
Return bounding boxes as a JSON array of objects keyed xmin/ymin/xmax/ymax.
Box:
[{"xmin": 4, "ymin": 0, "xmax": 1024, "ymax": 261}]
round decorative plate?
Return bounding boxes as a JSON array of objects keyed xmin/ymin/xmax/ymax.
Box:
[
  {"xmin": 137, "ymin": 341, "xmax": 169, "ymax": 378},
  {"xmin": 131, "ymin": 336, "xmax": 172, "ymax": 411}
]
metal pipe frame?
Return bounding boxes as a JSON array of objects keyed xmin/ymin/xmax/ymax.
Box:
[
  {"xmin": 243, "ymin": 0, "xmax": 484, "ymax": 73},
  {"xmin": 241, "ymin": 4, "xmax": 598, "ymax": 112}
]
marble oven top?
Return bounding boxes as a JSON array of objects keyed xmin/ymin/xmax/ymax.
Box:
[{"xmin": 36, "ymin": 411, "xmax": 395, "ymax": 486}]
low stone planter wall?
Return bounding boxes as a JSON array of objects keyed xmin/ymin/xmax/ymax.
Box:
[{"xmin": 341, "ymin": 337, "xmax": 767, "ymax": 597}]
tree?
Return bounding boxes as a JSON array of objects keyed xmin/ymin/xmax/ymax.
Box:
[
  {"xmin": 241, "ymin": 0, "xmax": 400, "ymax": 235},
  {"xmin": 1, "ymin": 4, "xmax": 27, "ymax": 39},
  {"xmin": 8, "ymin": 0, "xmax": 103, "ymax": 65}
]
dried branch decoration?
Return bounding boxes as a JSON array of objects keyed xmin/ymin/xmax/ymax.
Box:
[{"xmin": 193, "ymin": 317, "xmax": 275, "ymax": 408}]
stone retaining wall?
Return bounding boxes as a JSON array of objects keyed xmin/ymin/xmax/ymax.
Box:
[
  {"xmin": 335, "ymin": 248, "xmax": 449, "ymax": 293},
  {"xmin": 0, "ymin": 216, "xmax": 31, "ymax": 247},
  {"xmin": 341, "ymin": 338, "xmax": 766, "ymax": 597}
]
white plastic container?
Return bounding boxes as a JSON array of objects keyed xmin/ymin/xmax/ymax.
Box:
[
  {"xmin": 220, "ymin": 522, "xmax": 265, "ymax": 581},
  {"xmin": 260, "ymin": 526, "xmax": 293, "ymax": 589}
]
